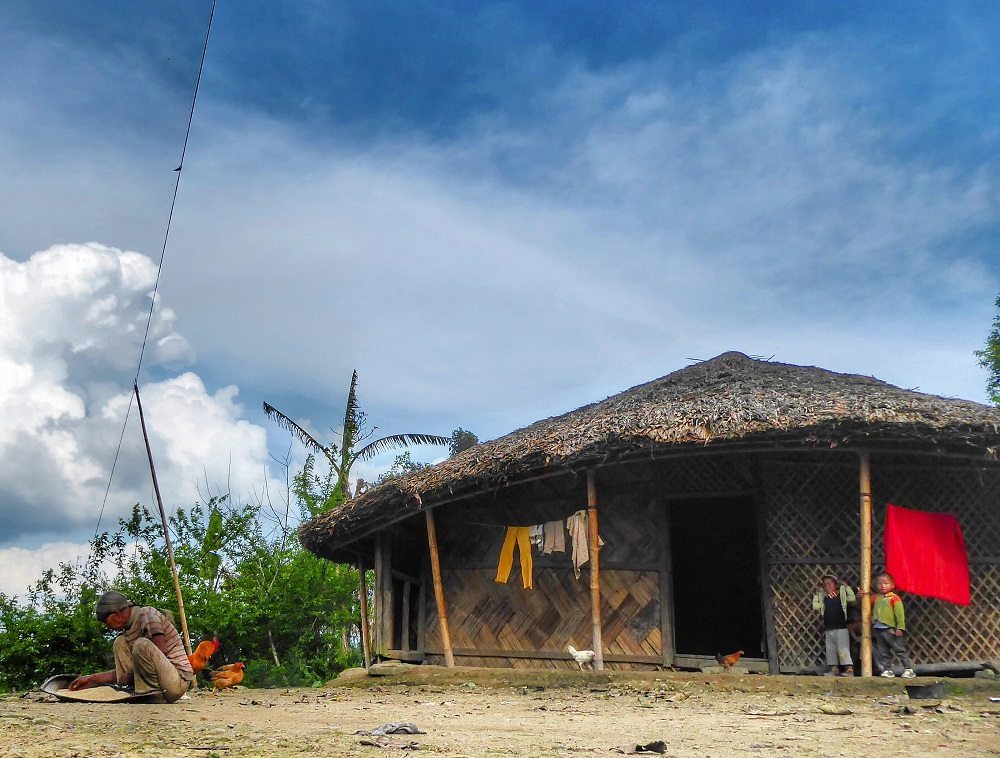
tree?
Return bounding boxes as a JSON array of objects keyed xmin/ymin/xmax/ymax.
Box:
[
  {"xmin": 0, "ymin": 484, "xmax": 362, "ymax": 693},
  {"xmin": 263, "ymin": 370, "xmax": 449, "ymax": 506},
  {"xmin": 448, "ymin": 427, "xmax": 479, "ymax": 456},
  {"xmin": 975, "ymin": 294, "xmax": 1000, "ymax": 405}
]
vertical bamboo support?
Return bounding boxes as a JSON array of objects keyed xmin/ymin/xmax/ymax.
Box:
[
  {"xmin": 374, "ymin": 535, "xmax": 392, "ymax": 657},
  {"xmin": 587, "ymin": 469, "xmax": 604, "ymax": 671},
  {"xmin": 134, "ymin": 382, "xmax": 192, "ymax": 656},
  {"xmin": 425, "ymin": 508, "xmax": 455, "ymax": 667},
  {"xmin": 358, "ymin": 556, "xmax": 372, "ymax": 669},
  {"xmin": 859, "ymin": 452, "xmax": 873, "ymax": 677}
]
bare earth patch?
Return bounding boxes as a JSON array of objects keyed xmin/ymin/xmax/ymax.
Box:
[{"xmin": 2, "ymin": 668, "xmax": 998, "ymax": 757}]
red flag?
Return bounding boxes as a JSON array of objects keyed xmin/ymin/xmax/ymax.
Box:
[{"xmin": 884, "ymin": 503, "xmax": 970, "ymax": 605}]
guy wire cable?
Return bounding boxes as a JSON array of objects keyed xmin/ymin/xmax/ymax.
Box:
[{"xmin": 91, "ymin": 0, "xmax": 218, "ymax": 542}]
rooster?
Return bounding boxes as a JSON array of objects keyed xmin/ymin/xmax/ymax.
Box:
[
  {"xmin": 210, "ymin": 661, "xmax": 245, "ymax": 693},
  {"xmin": 567, "ymin": 644, "xmax": 596, "ymax": 671},
  {"xmin": 188, "ymin": 637, "xmax": 220, "ymax": 675},
  {"xmin": 715, "ymin": 650, "xmax": 744, "ymax": 672}
]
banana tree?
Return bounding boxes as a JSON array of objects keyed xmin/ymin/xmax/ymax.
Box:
[{"xmin": 263, "ymin": 370, "xmax": 448, "ymax": 505}]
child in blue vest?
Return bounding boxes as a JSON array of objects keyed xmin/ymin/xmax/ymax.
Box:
[
  {"xmin": 871, "ymin": 572, "xmax": 915, "ymax": 679},
  {"xmin": 812, "ymin": 575, "xmax": 856, "ymax": 676}
]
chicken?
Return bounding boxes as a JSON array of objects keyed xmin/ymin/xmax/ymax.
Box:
[
  {"xmin": 205, "ymin": 662, "xmax": 242, "ymax": 675},
  {"xmin": 188, "ymin": 637, "xmax": 220, "ymax": 675},
  {"xmin": 210, "ymin": 661, "xmax": 245, "ymax": 692},
  {"xmin": 566, "ymin": 644, "xmax": 596, "ymax": 671},
  {"xmin": 715, "ymin": 650, "xmax": 744, "ymax": 672}
]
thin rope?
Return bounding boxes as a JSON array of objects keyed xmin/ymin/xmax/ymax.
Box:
[
  {"xmin": 92, "ymin": 393, "xmax": 134, "ymax": 537},
  {"xmin": 135, "ymin": 0, "xmax": 217, "ymax": 378},
  {"xmin": 91, "ymin": 0, "xmax": 217, "ymax": 543}
]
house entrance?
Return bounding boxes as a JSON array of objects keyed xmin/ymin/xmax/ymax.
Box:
[{"xmin": 669, "ymin": 497, "xmax": 765, "ymax": 660}]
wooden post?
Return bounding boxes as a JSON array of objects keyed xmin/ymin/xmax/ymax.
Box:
[
  {"xmin": 358, "ymin": 556, "xmax": 372, "ymax": 669},
  {"xmin": 374, "ymin": 535, "xmax": 392, "ymax": 657},
  {"xmin": 658, "ymin": 501, "xmax": 675, "ymax": 668},
  {"xmin": 587, "ymin": 469, "xmax": 604, "ymax": 671},
  {"xmin": 756, "ymin": 498, "xmax": 780, "ymax": 674},
  {"xmin": 134, "ymin": 382, "xmax": 192, "ymax": 656},
  {"xmin": 859, "ymin": 452, "xmax": 873, "ymax": 678},
  {"xmin": 401, "ymin": 581, "xmax": 412, "ymax": 652},
  {"xmin": 424, "ymin": 508, "xmax": 455, "ymax": 667}
]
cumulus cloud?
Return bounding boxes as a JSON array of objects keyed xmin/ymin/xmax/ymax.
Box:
[
  {"xmin": 0, "ymin": 243, "xmax": 275, "ymax": 547},
  {"xmin": 0, "ymin": 541, "xmax": 93, "ymax": 598}
]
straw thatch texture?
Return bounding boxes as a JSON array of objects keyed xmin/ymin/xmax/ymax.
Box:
[{"xmin": 301, "ymin": 351, "xmax": 1000, "ymax": 553}]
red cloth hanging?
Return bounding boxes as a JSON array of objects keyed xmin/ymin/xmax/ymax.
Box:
[{"xmin": 884, "ymin": 503, "xmax": 970, "ymax": 605}]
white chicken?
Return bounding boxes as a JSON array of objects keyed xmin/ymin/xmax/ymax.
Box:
[{"xmin": 566, "ymin": 644, "xmax": 596, "ymax": 671}]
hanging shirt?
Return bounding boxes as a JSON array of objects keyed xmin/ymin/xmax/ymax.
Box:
[
  {"xmin": 566, "ymin": 509, "xmax": 604, "ymax": 579},
  {"xmin": 529, "ymin": 524, "xmax": 544, "ymax": 550},
  {"xmin": 885, "ymin": 503, "xmax": 970, "ymax": 605},
  {"xmin": 542, "ymin": 520, "xmax": 565, "ymax": 554}
]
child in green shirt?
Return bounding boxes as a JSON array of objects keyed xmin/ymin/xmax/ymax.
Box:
[{"xmin": 871, "ymin": 573, "xmax": 915, "ymax": 679}]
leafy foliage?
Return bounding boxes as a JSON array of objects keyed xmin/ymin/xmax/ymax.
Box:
[
  {"xmin": 975, "ymin": 293, "xmax": 1000, "ymax": 405},
  {"xmin": 448, "ymin": 428, "xmax": 479, "ymax": 456},
  {"xmin": 375, "ymin": 451, "xmax": 427, "ymax": 485},
  {"xmin": 0, "ymin": 481, "xmax": 362, "ymax": 693},
  {"xmin": 264, "ymin": 370, "xmax": 449, "ymax": 504}
]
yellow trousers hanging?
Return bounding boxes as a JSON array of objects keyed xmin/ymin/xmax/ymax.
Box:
[{"xmin": 495, "ymin": 526, "xmax": 533, "ymax": 589}]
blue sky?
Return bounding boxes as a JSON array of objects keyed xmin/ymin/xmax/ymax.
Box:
[{"xmin": 0, "ymin": 1, "xmax": 998, "ymax": 591}]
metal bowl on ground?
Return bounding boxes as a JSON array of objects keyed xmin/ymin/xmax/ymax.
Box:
[
  {"xmin": 905, "ymin": 682, "xmax": 945, "ymax": 700},
  {"xmin": 39, "ymin": 674, "xmax": 164, "ymax": 703}
]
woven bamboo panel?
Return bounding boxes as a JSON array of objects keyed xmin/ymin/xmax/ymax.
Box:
[
  {"xmin": 422, "ymin": 653, "xmax": 660, "ymax": 671},
  {"xmin": 658, "ymin": 454, "xmax": 754, "ymax": 495},
  {"xmin": 423, "ymin": 568, "xmax": 662, "ymax": 666},
  {"xmin": 763, "ymin": 459, "xmax": 1000, "ymax": 669}
]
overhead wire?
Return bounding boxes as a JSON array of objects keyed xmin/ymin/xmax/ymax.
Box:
[{"xmin": 91, "ymin": 0, "xmax": 218, "ymax": 542}]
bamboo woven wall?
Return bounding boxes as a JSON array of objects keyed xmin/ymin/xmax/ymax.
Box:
[
  {"xmin": 422, "ymin": 487, "xmax": 663, "ymax": 669},
  {"xmin": 763, "ymin": 457, "xmax": 1000, "ymax": 671},
  {"xmin": 413, "ymin": 451, "xmax": 999, "ymax": 671}
]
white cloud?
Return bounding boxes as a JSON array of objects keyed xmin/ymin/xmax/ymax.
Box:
[
  {"xmin": 0, "ymin": 243, "xmax": 277, "ymax": 547},
  {"xmin": 0, "ymin": 541, "xmax": 91, "ymax": 598}
]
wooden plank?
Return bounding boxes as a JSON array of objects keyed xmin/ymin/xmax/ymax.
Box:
[
  {"xmin": 417, "ymin": 562, "xmax": 428, "ymax": 653},
  {"xmin": 374, "ymin": 534, "xmax": 393, "ymax": 657},
  {"xmin": 674, "ymin": 655, "xmax": 770, "ymax": 673},
  {"xmin": 401, "ymin": 580, "xmax": 411, "ymax": 652},
  {"xmin": 358, "ymin": 555, "xmax": 372, "ymax": 669},
  {"xmin": 658, "ymin": 501, "xmax": 674, "ymax": 667},
  {"xmin": 587, "ymin": 469, "xmax": 604, "ymax": 671},
  {"xmin": 755, "ymin": 497, "xmax": 779, "ymax": 674},
  {"xmin": 425, "ymin": 508, "xmax": 455, "ymax": 667},
  {"xmin": 391, "ymin": 569, "xmax": 422, "ymax": 585},
  {"xmin": 859, "ymin": 452, "xmax": 873, "ymax": 677},
  {"xmin": 384, "ymin": 649, "xmax": 426, "ymax": 663}
]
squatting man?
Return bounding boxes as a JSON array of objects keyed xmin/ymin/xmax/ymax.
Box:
[{"xmin": 68, "ymin": 591, "xmax": 194, "ymax": 703}]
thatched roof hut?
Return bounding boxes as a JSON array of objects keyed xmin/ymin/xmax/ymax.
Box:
[
  {"xmin": 300, "ymin": 352, "xmax": 1000, "ymax": 675},
  {"xmin": 301, "ymin": 352, "xmax": 1000, "ymax": 555}
]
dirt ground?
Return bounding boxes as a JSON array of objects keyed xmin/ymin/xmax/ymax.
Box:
[{"xmin": 2, "ymin": 667, "xmax": 998, "ymax": 757}]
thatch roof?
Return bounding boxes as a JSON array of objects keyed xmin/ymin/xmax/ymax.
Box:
[{"xmin": 300, "ymin": 351, "xmax": 1000, "ymax": 554}]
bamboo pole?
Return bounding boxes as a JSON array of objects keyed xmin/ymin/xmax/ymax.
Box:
[
  {"xmin": 587, "ymin": 469, "xmax": 604, "ymax": 671},
  {"xmin": 358, "ymin": 556, "xmax": 372, "ymax": 669},
  {"xmin": 859, "ymin": 452, "xmax": 873, "ymax": 677},
  {"xmin": 134, "ymin": 381, "xmax": 192, "ymax": 656},
  {"xmin": 424, "ymin": 509, "xmax": 455, "ymax": 667}
]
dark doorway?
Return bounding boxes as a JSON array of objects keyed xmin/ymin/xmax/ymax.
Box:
[{"xmin": 670, "ymin": 497, "xmax": 764, "ymax": 659}]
